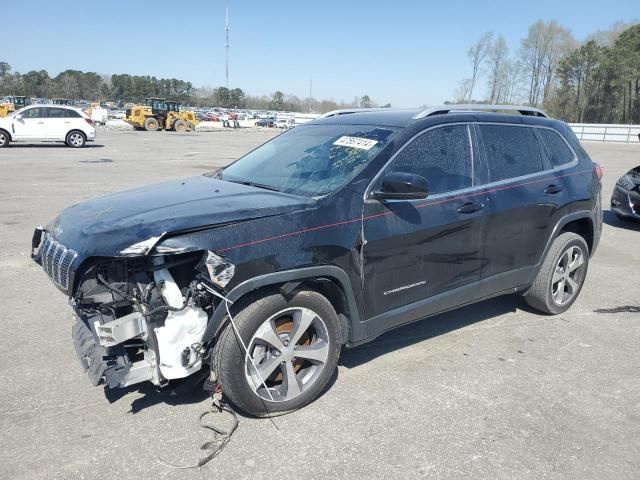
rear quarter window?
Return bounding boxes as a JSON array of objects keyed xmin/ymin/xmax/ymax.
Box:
[
  {"xmin": 537, "ymin": 129, "xmax": 575, "ymax": 167},
  {"xmin": 479, "ymin": 125, "xmax": 544, "ymax": 182}
]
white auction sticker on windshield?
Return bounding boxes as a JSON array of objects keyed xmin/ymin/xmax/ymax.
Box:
[{"xmin": 333, "ymin": 136, "xmax": 378, "ymax": 150}]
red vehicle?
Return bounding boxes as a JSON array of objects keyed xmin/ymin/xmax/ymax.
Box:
[{"xmin": 204, "ymin": 112, "xmax": 220, "ymax": 122}]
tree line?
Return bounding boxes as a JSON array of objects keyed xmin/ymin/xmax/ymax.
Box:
[
  {"xmin": 453, "ymin": 21, "xmax": 640, "ymax": 123},
  {"xmin": 0, "ymin": 62, "xmax": 383, "ymax": 113}
]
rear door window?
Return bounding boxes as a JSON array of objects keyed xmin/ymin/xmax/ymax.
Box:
[
  {"xmin": 386, "ymin": 125, "xmax": 473, "ymax": 195},
  {"xmin": 537, "ymin": 129, "xmax": 575, "ymax": 167},
  {"xmin": 479, "ymin": 125, "xmax": 544, "ymax": 182},
  {"xmin": 47, "ymin": 108, "xmax": 68, "ymax": 118}
]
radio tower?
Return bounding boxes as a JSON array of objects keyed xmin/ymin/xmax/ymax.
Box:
[{"xmin": 224, "ymin": 1, "xmax": 230, "ymax": 88}]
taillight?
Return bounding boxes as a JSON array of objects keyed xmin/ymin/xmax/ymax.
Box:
[
  {"xmin": 85, "ymin": 118, "xmax": 93, "ymax": 125},
  {"xmin": 594, "ymin": 163, "xmax": 603, "ymax": 180}
]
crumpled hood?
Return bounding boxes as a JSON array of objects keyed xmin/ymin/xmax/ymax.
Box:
[{"xmin": 47, "ymin": 175, "xmax": 315, "ymax": 259}]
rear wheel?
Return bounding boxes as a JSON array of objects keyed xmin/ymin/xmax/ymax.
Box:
[
  {"xmin": 213, "ymin": 290, "xmax": 342, "ymax": 416},
  {"xmin": 144, "ymin": 117, "xmax": 159, "ymax": 131},
  {"xmin": 173, "ymin": 119, "xmax": 188, "ymax": 132},
  {"xmin": 0, "ymin": 130, "xmax": 9, "ymax": 147},
  {"xmin": 525, "ymin": 232, "xmax": 589, "ymax": 314},
  {"xmin": 66, "ymin": 131, "xmax": 86, "ymax": 148}
]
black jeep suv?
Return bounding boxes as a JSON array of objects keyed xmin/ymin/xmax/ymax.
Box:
[{"xmin": 32, "ymin": 104, "xmax": 602, "ymax": 415}]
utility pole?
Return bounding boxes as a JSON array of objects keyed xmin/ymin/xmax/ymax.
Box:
[
  {"xmin": 308, "ymin": 77, "xmax": 312, "ymax": 112},
  {"xmin": 225, "ymin": 1, "xmax": 230, "ymax": 88}
]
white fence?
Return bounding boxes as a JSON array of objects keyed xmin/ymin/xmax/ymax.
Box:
[
  {"xmin": 273, "ymin": 115, "xmax": 640, "ymax": 143},
  {"xmin": 275, "ymin": 112, "xmax": 321, "ymax": 125},
  {"xmin": 570, "ymin": 123, "xmax": 640, "ymax": 143}
]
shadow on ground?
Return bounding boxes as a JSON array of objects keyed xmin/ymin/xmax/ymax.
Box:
[
  {"xmin": 5, "ymin": 143, "xmax": 104, "ymax": 148},
  {"xmin": 340, "ymin": 294, "xmax": 528, "ymax": 369},
  {"xmin": 603, "ymin": 209, "xmax": 640, "ymax": 231},
  {"xmin": 106, "ymin": 294, "xmax": 530, "ymax": 414},
  {"xmin": 105, "ymin": 370, "xmax": 212, "ymax": 414}
]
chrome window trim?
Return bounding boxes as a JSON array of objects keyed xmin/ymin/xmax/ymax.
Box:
[
  {"xmin": 364, "ymin": 121, "xmax": 581, "ymax": 205},
  {"xmin": 364, "ymin": 122, "xmax": 475, "ymax": 203}
]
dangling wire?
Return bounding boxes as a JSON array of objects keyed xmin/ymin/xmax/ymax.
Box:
[
  {"xmin": 156, "ymin": 400, "xmax": 239, "ymax": 469},
  {"xmin": 200, "ymin": 283, "xmax": 275, "ymax": 401}
]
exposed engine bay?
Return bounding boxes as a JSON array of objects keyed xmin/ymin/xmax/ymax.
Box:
[{"xmin": 70, "ymin": 251, "xmax": 231, "ymax": 389}]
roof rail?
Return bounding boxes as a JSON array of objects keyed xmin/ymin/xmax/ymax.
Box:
[
  {"xmin": 318, "ymin": 107, "xmax": 387, "ymax": 118},
  {"xmin": 413, "ymin": 104, "xmax": 548, "ymax": 119}
]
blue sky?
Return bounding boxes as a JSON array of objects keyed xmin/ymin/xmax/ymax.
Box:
[{"xmin": 3, "ymin": 0, "xmax": 638, "ymax": 106}]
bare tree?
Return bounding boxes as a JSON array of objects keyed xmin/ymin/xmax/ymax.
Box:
[
  {"xmin": 486, "ymin": 35, "xmax": 508, "ymax": 103},
  {"xmin": 520, "ymin": 20, "xmax": 574, "ymax": 106},
  {"xmin": 467, "ymin": 31, "xmax": 493, "ymax": 101},
  {"xmin": 454, "ymin": 79, "xmax": 473, "ymax": 103},
  {"xmin": 500, "ymin": 60, "xmax": 524, "ymax": 104},
  {"xmin": 541, "ymin": 22, "xmax": 575, "ymax": 103}
]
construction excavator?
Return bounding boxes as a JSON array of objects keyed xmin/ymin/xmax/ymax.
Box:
[{"xmin": 124, "ymin": 98, "xmax": 198, "ymax": 132}]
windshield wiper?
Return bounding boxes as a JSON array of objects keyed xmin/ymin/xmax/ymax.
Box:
[{"xmin": 226, "ymin": 179, "xmax": 281, "ymax": 192}]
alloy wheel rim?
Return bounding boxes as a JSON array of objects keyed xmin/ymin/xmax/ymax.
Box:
[
  {"xmin": 0, "ymin": 132, "xmax": 5, "ymax": 144},
  {"xmin": 244, "ymin": 307, "xmax": 330, "ymax": 402},
  {"xmin": 551, "ymin": 245, "xmax": 585, "ymax": 305},
  {"xmin": 70, "ymin": 133, "xmax": 83, "ymax": 146}
]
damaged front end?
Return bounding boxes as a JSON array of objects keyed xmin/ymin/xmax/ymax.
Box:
[{"xmin": 32, "ymin": 227, "xmax": 235, "ymax": 389}]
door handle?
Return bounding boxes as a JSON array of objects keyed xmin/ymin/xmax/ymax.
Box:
[
  {"xmin": 37, "ymin": 122, "xmax": 44, "ymax": 124},
  {"xmin": 457, "ymin": 202, "xmax": 484, "ymax": 214},
  {"xmin": 544, "ymin": 184, "xmax": 563, "ymax": 194}
]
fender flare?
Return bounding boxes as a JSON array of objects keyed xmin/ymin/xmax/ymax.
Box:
[
  {"xmin": 532, "ymin": 210, "xmax": 595, "ymax": 278},
  {"xmin": 202, "ymin": 265, "xmax": 361, "ymax": 345}
]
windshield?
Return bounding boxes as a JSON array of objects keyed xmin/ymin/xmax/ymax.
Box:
[{"xmin": 219, "ymin": 124, "xmax": 396, "ymax": 197}]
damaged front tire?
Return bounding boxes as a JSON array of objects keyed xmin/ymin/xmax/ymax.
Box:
[{"xmin": 212, "ymin": 289, "xmax": 341, "ymax": 416}]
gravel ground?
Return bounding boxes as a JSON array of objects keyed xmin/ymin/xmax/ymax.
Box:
[{"xmin": 0, "ymin": 129, "xmax": 639, "ymax": 480}]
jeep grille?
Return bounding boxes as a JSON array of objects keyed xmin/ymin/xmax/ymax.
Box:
[{"xmin": 40, "ymin": 234, "xmax": 78, "ymax": 291}]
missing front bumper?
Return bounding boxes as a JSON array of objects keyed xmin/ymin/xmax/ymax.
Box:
[{"xmin": 72, "ymin": 315, "xmax": 154, "ymax": 388}]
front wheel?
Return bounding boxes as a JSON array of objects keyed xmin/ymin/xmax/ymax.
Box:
[
  {"xmin": 213, "ymin": 290, "xmax": 342, "ymax": 416},
  {"xmin": 66, "ymin": 131, "xmax": 86, "ymax": 148},
  {"xmin": 525, "ymin": 232, "xmax": 589, "ymax": 314},
  {"xmin": 0, "ymin": 130, "xmax": 9, "ymax": 147},
  {"xmin": 173, "ymin": 119, "xmax": 188, "ymax": 132}
]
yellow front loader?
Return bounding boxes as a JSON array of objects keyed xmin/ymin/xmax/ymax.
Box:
[
  {"xmin": 0, "ymin": 96, "xmax": 30, "ymax": 117},
  {"xmin": 124, "ymin": 98, "xmax": 198, "ymax": 132}
]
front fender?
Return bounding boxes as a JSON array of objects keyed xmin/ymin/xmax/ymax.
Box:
[{"xmin": 201, "ymin": 265, "xmax": 362, "ymax": 345}]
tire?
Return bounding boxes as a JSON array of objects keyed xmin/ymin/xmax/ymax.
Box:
[
  {"xmin": 173, "ymin": 119, "xmax": 188, "ymax": 132},
  {"xmin": 65, "ymin": 131, "xmax": 86, "ymax": 148},
  {"xmin": 0, "ymin": 129, "xmax": 10, "ymax": 147},
  {"xmin": 213, "ymin": 289, "xmax": 342, "ymax": 416},
  {"xmin": 525, "ymin": 232, "xmax": 589, "ymax": 314},
  {"xmin": 144, "ymin": 117, "xmax": 159, "ymax": 131}
]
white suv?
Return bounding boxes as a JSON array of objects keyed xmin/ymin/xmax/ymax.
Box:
[{"xmin": 0, "ymin": 105, "xmax": 96, "ymax": 148}]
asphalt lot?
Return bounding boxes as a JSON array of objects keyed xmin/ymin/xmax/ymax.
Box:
[{"xmin": 0, "ymin": 129, "xmax": 639, "ymax": 480}]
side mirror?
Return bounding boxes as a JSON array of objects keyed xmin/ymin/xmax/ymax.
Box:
[
  {"xmin": 14, "ymin": 114, "xmax": 22, "ymax": 120},
  {"xmin": 372, "ymin": 172, "xmax": 429, "ymax": 200}
]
